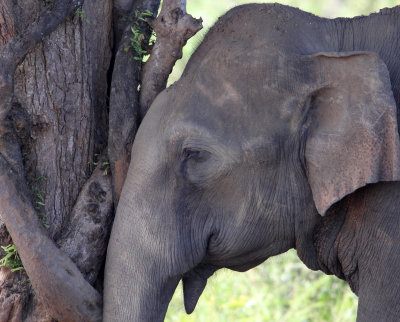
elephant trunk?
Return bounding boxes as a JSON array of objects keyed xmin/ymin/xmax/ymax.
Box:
[
  {"xmin": 104, "ymin": 253, "xmax": 179, "ymax": 321},
  {"xmin": 103, "ymin": 189, "xmax": 213, "ymax": 320},
  {"xmin": 103, "ymin": 175, "xmax": 184, "ymax": 321},
  {"xmin": 103, "ymin": 111, "xmax": 212, "ymax": 320},
  {"xmin": 103, "ymin": 203, "xmax": 181, "ymax": 321}
]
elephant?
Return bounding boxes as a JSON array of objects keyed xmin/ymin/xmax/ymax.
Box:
[{"xmin": 103, "ymin": 3, "xmax": 400, "ymax": 321}]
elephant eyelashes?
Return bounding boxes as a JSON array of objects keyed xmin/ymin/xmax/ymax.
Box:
[
  {"xmin": 182, "ymin": 148, "xmax": 210, "ymax": 163},
  {"xmin": 180, "ymin": 147, "xmax": 219, "ymax": 184}
]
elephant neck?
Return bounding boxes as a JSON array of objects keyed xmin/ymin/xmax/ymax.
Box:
[
  {"xmin": 314, "ymin": 182, "xmax": 400, "ymax": 319},
  {"xmin": 312, "ymin": 192, "xmax": 361, "ymax": 293},
  {"xmin": 313, "ymin": 182, "xmax": 400, "ymax": 296}
]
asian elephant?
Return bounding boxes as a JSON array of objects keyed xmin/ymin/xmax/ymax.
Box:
[{"xmin": 104, "ymin": 3, "xmax": 400, "ymax": 321}]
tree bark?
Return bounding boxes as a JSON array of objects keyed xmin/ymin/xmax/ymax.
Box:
[
  {"xmin": 0, "ymin": 0, "xmax": 111, "ymax": 319},
  {"xmin": 14, "ymin": 0, "xmax": 112, "ymax": 241},
  {"xmin": 139, "ymin": 0, "xmax": 203, "ymax": 117},
  {"xmin": 108, "ymin": 0, "xmax": 160, "ymax": 205},
  {"xmin": 0, "ymin": 0, "xmax": 200, "ymax": 319}
]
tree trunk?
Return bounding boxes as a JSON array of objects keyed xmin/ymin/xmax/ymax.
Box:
[
  {"xmin": 13, "ymin": 0, "xmax": 112, "ymax": 241},
  {"xmin": 0, "ymin": 0, "xmax": 112, "ymax": 319},
  {"xmin": 0, "ymin": 0, "xmax": 200, "ymax": 319}
]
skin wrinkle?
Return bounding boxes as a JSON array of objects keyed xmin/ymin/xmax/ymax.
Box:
[
  {"xmin": 173, "ymin": 163, "xmax": 210, "ymax": 273},
  {"xmin": 203, "ymin": 134, "xmax": 299, "ymax": 270},
  {"xmin": 137, "ymin": 59, "xmax": 310, "ymax": 315},
  {"xmin": 104, "ymin": 4, "xmax": 400, "ymax": 321},
  {"xmin": 315, "ymin": 181, "xmax": 400, "ymax": 307}
]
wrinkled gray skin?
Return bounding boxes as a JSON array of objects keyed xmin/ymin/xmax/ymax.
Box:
[{"xmin": 104, "ymin": 4, "xmax": 400, "ymax": 321}]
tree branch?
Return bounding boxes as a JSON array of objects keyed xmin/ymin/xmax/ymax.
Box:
[
  {"xmin": 0, "ymin": 161, "xmax": 102, "ymax": 321},
  {"xmin": 0, "ymin": 0, "xmax": 84, "ymax": 70},
  {"xmin": 57, "ymin": 157, "xmax": 113, "ymax": 285},
  {"xmin": 108, "ymin": 0, "xmax": 160, "ymax": 204},
  {"xmin": 112, "ymin": 0, "xmax": 136, "ymax": 48},
  {"xmin": 139, "ymin": 0, "xmax": 203, "ymax": 117},
  {"xmin": 0, "ymin": 0, "xmax": 103, "ymax": 320}
]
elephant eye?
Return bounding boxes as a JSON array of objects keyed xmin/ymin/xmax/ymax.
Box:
[
  {"xmin": 182, "ymin": 148, "xmax": 210, "ymax": 163},
  {"xmin": 180, "ymin": 146, "xmax": 223, "ymax": 184}
]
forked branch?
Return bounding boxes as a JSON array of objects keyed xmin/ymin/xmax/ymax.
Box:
[
  {"xmin": 139, "ymin": 0, "xmax": 203, "ymax": 117},
  {"xmin": 108, "ymin": 0, "xmax": 160, "ymax": 205}
]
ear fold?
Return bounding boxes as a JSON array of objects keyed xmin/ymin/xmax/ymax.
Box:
[{"xmin": 304, "ymin": 52, "xmax": 400, "ymax": 215}]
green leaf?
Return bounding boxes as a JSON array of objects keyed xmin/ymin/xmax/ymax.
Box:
[
  {"xmin": 143, "ymin": 10, "xmax": 153, "ymax": 16},
  {"xmin": 11, "ymin": 267, "xmax": 24, "ymax": 272},
  {"xmin": 0, "ymin": 244, "xmax": 24, "ymax": 272}
]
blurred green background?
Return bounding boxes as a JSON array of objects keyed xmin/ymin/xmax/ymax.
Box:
[{"xmin": 165, "ymin": 1, "xmax": 399, "ymax": 321}]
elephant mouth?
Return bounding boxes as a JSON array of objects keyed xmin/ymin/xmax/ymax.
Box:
[
  {"xmin": 182, "ymin": 264, "xmax": 217, "ymax": 314},
  {"xmin": 181, "ymin": 252, "xmax": 269, "ymax": 313}
]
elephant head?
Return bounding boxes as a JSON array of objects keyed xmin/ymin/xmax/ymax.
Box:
[{"xmin": 103, "ymin": 4, "xmax": 400, "ymax": 321}]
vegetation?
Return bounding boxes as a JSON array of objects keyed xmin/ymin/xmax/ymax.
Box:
[
  {"xmin": 3, "ymin": 175, "xmax": 49, "ymax": 272},
  {"xmin": 0, "ymin": 244, "xmax": 24, "ymax": 272},
  {"xmin": 33, "ymin": 176, "xmax": 49, "ymax": 229},
  {"xmin": 127, "ymin": 10, "xmax": 155, "ymax": 61},
  {"xmin": 75, "ymin": 9, "xmax": 90, "ymax": 24}
]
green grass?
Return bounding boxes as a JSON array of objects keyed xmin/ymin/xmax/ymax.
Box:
[{"xmin": 166, "ymin": 249, "xmax": 357, "ymax": 322}]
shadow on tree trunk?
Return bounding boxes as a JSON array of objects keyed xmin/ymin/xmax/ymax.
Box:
[{"xmin": 0, "ymin": 0, "xmax": 201, "ymax": 320}]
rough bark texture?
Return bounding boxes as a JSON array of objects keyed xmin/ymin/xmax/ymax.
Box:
[
  {"xmin": 108, "ymin": 0, "xmax": 160, "ymax": 204},
  {"xmin": 0, "ymin": 1, "xmax": 16, "ymax": 46},
  {"xmin": 0, "ymin": 230, "xmax": 30, "ymax": 321},
  {"xmin": 0, "ymin": 0, "xmax": 110, "ymax": 319},
  {"xmin": 0, "ymin": 162, "xmax": 103, "ymax": 321},
  {"xmin": 0, "ymin": 0, "xmax": 198, "ymax": 319},
  {"xmin": 109, "ymin": 0, "xmax": 201, "ymax": 204},
  {"xmin": 112, "ymin": 0, "xmax": 136, "ymax": 49},
  {"xmin": 0, "ymin": 3, "xmax": 36, "ymax": 319},
  {"xmin": 57, "ymin": 158, "xmax": 113, "ymax": 285},
  {"xmin": 14, "ymin": 0, "xmax": 112, "ymax": 241},
  {"xmin": 140, "ymin": 0, "xmax": 203, "ymax": 117}
]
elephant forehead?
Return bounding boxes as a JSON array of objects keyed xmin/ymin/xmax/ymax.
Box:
[
  {"xmin": 169, "ymin": 81, "xmax": 293, "ymax": 142},
  {"xmin": 196, "ymin": 78, "xmax": 244, "ymax": 109},
  {"xmin": 145, "ymin": 49, "xmax": 298, "ymax": 149},
  {"xmin": 172, "ymin": 47, "xmax": 301, "ymax": 122}
]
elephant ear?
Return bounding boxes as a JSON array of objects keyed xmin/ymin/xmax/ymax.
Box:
[{"xmin": 304, "ymin": 52, "xmax": 400, "ymax": 215}]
